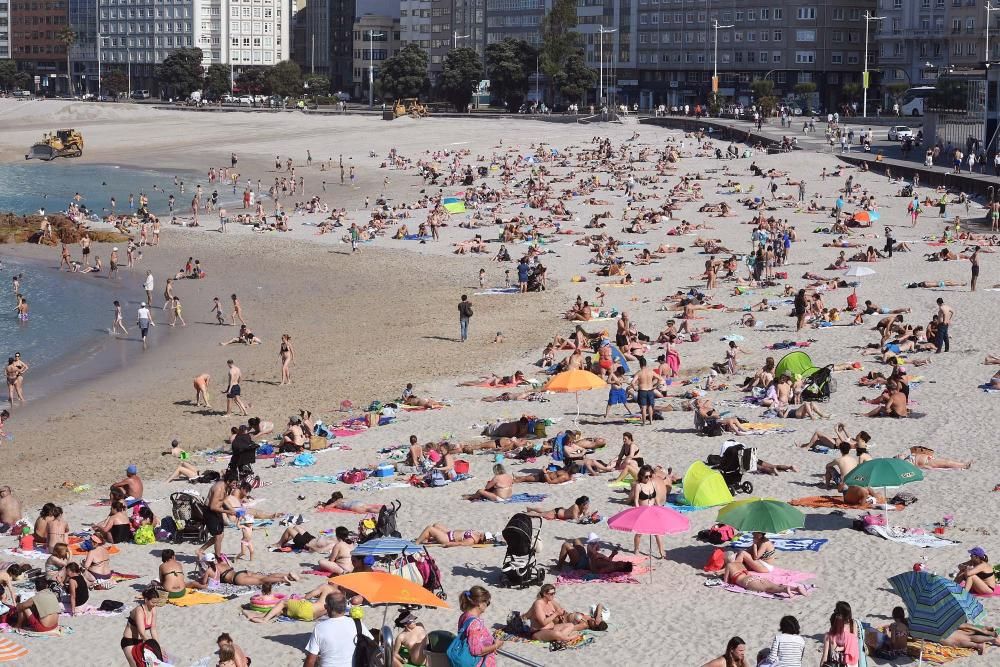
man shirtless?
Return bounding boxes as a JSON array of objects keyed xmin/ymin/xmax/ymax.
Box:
[
  {"xmin": 936, "ymin": 297, "xmax": 954, "ymax": 353},
  {"xmin": 110, "ymin": 465, "xmax": 143, "ymax": 501},
  {"xmin": 224, "ymin": 360, "xmax": 249, "ymax": 416},
  {"xmin": 193, "ymin": 373, "xmax": 212, "ymax": 408},
  {"xmin": 0, "ymin": 486, "xmax": 23, "ymax": 533},
  {"xmin": 865, "ymin": 379, "xmax": 908, "ymax": 418},
  {"xmin": 5, "ymin": 355, "xmax": 28, "ymax": 408},
  {"xmin": 199, "ymin": 475, "xmax": 238, "ymax": 562},
  {"xmin": 630, "ymin": 357, "xmax": 657, "ymax": 425},
  {"xmin": 825, "ymin": 443, "xmax": 858, "ymax": 490}
]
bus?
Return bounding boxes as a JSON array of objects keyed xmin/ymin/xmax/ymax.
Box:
[{"xmin": 898, "ymin": 86, "xmax": 936, "ymax": 116}]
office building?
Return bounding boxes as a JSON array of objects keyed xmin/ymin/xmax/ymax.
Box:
[
  {"xmin": 352, "ymin": 13, "xmax": 399, "ymax": 99},
  {"xmin": 10, "ymin": 0, "xmax": 70, "ymax": 94},
  {"xmin": 400, "ymin": 0, "xmax": 430, "ymax": 49},
  {"xmin": 301, "ymin": 0, "xmax": 353, "ymax": 92},
  {"xmin": 428, "ymin": 0, "xmax": 485, "ymax": 77},
  {"xmin": 1, "ymin": 0, "xmax": 11, "ymax": 59}
]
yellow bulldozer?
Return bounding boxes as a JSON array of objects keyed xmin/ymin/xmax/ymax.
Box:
[
  {"xmin": 26, "ymin": 129, "xmax": 84, "ymax": 161},
  {"xmin": 393, "ymin": 98, "xmax": 428, "ymax": 119}
]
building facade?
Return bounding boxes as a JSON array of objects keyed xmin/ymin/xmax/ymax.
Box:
[
  {"xmin": 300, "ymin": 0, "xmax": 353, "ymax": 92},
  {"xmin": 1, "ymin": 0, "xmax": 11, "ymax": 59},
  {"xmin": 429, "ymin": 0, "xmax": 486, "ymax": 77},
  {"xmin": 10, "ymin": 0, "xmax": 69, "ymax": 94},
  {"xmin": 352, "ymin": 13, "xmax": 399, "ymax": 100},
  {"xmin": 400, "ymin": 0, "xmax": 430, "ymax": 49}
]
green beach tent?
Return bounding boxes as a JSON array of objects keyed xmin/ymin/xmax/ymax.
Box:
[
  {"xmin": 774, "ymin": 351, "xmax": 820, "ymax": 380},
  {"xmin": 681, "ymin": 461, "xmax": 734, "ymax": 507}
]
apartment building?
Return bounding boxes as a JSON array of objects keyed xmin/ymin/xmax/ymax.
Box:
[
  {"xmin": 428, "ymin": 0, "xmax": 486, "ymax": 77},
  {"xmin": 1, "ymin": 0, "xmax": 11, "ymax": 59},
  {"xmin": 300, "ymin": 0, "xmax": 354, "ymax": 92},
  {"xmin": 876, "ymin": 0, "xmax": 986, "ymax": 93},
  {"xmin": 351, "ymin": 13, "xmax": 399, "ymax": 99},
  {"xmin": 10, "ymin": 0, "xmax": 69, "ymax": 94},
  {"xmin": 401, "ymin": 0, "xmax": 430, "ymax": 49}
]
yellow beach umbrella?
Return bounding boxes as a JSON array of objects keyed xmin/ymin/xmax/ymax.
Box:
[{"xmin": 544, "ymin": 369, "xmax": 607, "ymax": 422}]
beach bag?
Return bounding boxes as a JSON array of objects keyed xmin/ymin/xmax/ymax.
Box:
[
  {"xmin": 703, "ymin": 547, "xmax": 726, "ymax": 572},
  {"xmin": 534, "ymin": 421, "xmax": 547, "ymax": 437},
  {"xmin": 426, "ymin": 470, "xmax": 448, "ymax": 487},
  {"xmin": 862, "ymin": 512, "xmax": 886, "ymax": 528},
  {"xmin": 447, "ymin": 617, "xmax": 485, "ymax": 667},
  {"xmin": 341, "ymin": 470, "xmax": 368, "ymax": 484},
  {"xmin": 352, "ymin": 617, "xmax": 383, "ymax": 667},
  {"xmin": 306, "ymin": 436, "xmax": 328, "ymax": 451},
  {"xmin": 699, "ymin": 524, "xmax": 735, "ymax": 545},
  {"xmin": 133, "ymin": 524, "xmax": 156, "ymax": 545}
]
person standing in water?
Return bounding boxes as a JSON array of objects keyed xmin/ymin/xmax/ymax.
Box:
[
  {"xmin": 109, "ymin": 247, "xmax": 119, "ymax": 280},
  {"xmin": 143, "ymin": 271, "xmax": 154, "ymax": 306},
  {"xmin": 15, "ymin": 299, "xmax": 28, "ymax": 322},
  {"xmin": 112, "ymin": 300, "xmax": 128, "ymax": 335},
  {"xmin": 137, "ymin": 302, "xmax": 154, "ymax": 349},
  {"xmin": 59, "ymin": 244, "xmax": 72, "ymax": 271},
  {"xmin": 80, "ymin": 234, "xmax": 91, "ymax": 267},
  {"xmin": 224, "ymin": 360, "xmax": 249, "ymax": 416}
]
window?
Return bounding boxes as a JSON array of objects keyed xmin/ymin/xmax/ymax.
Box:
[
  {"xmin": 772, "ymin": 51, "xmax": 781, "ymax": 63},
  {"xmin": 796, "ymin": 29, "xmax": 815, "ymax": 41},
  {"xmin": 832, "ymin": 8, "xmax": 844, "ymax": 20},
  {"xmin": 773, "ymin": 8, "xmax": 782, "ymax": 19},
  {"xmin": 760, "ymin": 8, "xmax": 768, "ymax": 19},
  {"xmin": 795, "ymin": 50, "xmax": 815, "ymax": 63},
  {"xmin": 831, "ymin": 52, "xmax": 842, "ymax": 64},
  {"xmin": 773, "ymin": 29, "xmax": 782, "ymax": 41},
  {"xmin": 797, "ymin": 7, "xmax": 815, "ymax": 20}
]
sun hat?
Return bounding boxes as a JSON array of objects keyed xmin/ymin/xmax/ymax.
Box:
[
  {"xmin": 586, "ymin": 532, "xmax": 600, "ymax": 544},
  {"xmin": 969, "ymin": 546, "xmax": 988, "ymax": 559}
]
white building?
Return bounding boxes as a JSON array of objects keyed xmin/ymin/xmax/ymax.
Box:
[{"xmin": 227, "ymin": 0, "xmax": 288, "ymax": 67}]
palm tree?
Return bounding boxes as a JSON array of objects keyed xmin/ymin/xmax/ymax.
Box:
[{"xmin": 56, "ymin": 27, "xmax": 77, "ymax": 96}]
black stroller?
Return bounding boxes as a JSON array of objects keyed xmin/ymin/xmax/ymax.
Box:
[
  {"xmin": 706, "ymin": 441, "xmax": 757, "ymax": 496},
  {"xmin": 169, "ymin": 492, "xmax": 209, "ymax": 543},
  {"xmin": 801, "ymin": 365, "xmax": 836, "ymax": 402},
  {"xmin": 499, "ymin": 513, "xmax": 545, "ymax": 588}
]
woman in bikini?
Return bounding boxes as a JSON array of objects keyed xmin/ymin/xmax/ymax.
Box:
[
  {"xmin": 612, "ymin": 432, "xmax": 643, "ymax": 483},
  {"xmin": 45, "ymin": 506, "xmax": 69, "ymax": 550},
  {"xmin": 278, "ymin": 334, "xmax": 295, "ymax": 385},
  {"xmin": 733, "ymin": 532, "xmax": 777, "ymax": 573},
  {"xmin": 315, "ymin": 491, "xmax": 385, "ymax": 514},
  {"xmin": 956, "ymin": 547, "xmax": 997, "ymax": 594},
  {"xmin": 317, "ymin": 526, "xmax": 355, "ymax": 575},
  {"xmin": 525, "ymin": 496, "xmax": 590, "ymax": 521},
  {"xmin": 92, "ymin": 500, "xmax": 133, "ymax": 544},
  {"xmin": 121, "ymin": 588, "xmax": 165, "ymax": 667},
  {"xmin": 632, "ymin": 466, "xmax": 664, "ymax": 558},
  {"xmin": 526, "ymin": 584, "xmax": 584, "ymax": 643},
  {"xmin": 200, "ymin": 556, "xmax": 300, "ymax": 587},
  {"xmin": 716, "ymin": 551, "xmax": 808, "ymax": 597},
  {"xmin": 32, "ymin": 503, "xmax": 55, "ymax": 548},
  {"xmin": 463, "ymin": 464, "xmax": 514, "ymax": 502},
  {"xmin": 415, "ymin": 523, "xmax": 494, "ymax": 547},
  {"xmin": 83, "ymin": 532, "xmax": 114, "ymax": 587},
  {"xmin": 159, "ymin": 549, "xmax": 205, "ymax": 599}
]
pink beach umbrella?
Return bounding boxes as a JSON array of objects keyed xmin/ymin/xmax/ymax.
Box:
[{"xmin": 607, "ymin": 505, "xmax": 690, "ymax": 581}]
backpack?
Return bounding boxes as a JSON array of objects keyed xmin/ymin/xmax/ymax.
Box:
[
  {"xmin": 341, "ymin": 470, "xmax": 368, "ymax": 484},
  {"xmin": 425, "ymin": 470, "xmax": 448, "ymax": 487},
  {"xmin": 352, "ymin": 617, "xmax": 383, "ymax": 667},
  {"xmin": 447, "ymin": 617, "xmax": 485, "ymax": 667}
]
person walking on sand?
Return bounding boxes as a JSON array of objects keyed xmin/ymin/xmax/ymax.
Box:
[
  {"xmin": 162, "ymin": 278, "xmax": 175, "ymax": 312},
  {"xmin": 143, "ymin": 271, "xmax": 154, "ymax": 306},
  {"xmin": 970, "ymin": 246, "xmax": 981, "ymax": 292},
  {"xmin": 112, "ymin": 300, "xmax": 128, "ymax": 336},
  {"xmin": 231, "ymin": 294, "xmax": 246, "ymax": 326},
  {"xmin": 169, "ymin": 296, "xmax": 186, "ymax": 327},
  {"xmin": 211, "ymin": 297, "xmax": 226, "ymax": 325},
  {"xmin": 193, "ymin": 373, "xmax": 212, "ymax": 408},
  {"xmin": 458, "ymin": 294, "xmax": 474, "ymax": 342},
  {"xmin": 224, "ymin": 360, "xmax": 249, "ymax": 416},
  {"xmin": 59, "ymin": 244, "xmax": 71, "ymax": 271},
  {"xmin": 631, "ymin": 357, "xmax": 657, "ymax": 426},
  {"xmin": 936, "ymin": 297, "xmax": 954, "ymax": 353},
  {"xmin": 137, "ymin": 302, "xmax": 155, "ymax": 349},
  {"xmin": 5, "ymin": 354, "xmax": 28, "ymax": 408},
  {"xmin": 279, "ymin": 334, "xmax": 295, "ymax": 385}
]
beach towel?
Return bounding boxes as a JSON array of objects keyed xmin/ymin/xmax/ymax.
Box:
[
  {"xmin": 729, "ymin": 535, "xmax": 828, "ymax": 552},
  {"xmin": 492, "ymin": 628, "xmax": 595, "ymax": 651},
  {"xmin": 717, "ymin": 567, "xmax": 815, "ymax": 599},
  {"xmin": 790, "ymin": 495, "xmax": 904, "ymax": 511},
  {"xmin": 470, "ymin": 493, "xmax": 548, "ymax": 503},
  {"xmin": 167, "ymin": 589, "xmax": 226, "ymax": 607},
  {"xmin": 292, "ymin": 475, "xmax": 341, "ymax": 484},
  {"xmin": 60, "ymin": 604, "xmax": 129, "ymax": 618},
  {"xmin": 474, "ymin": 288, "xmax": 520, "ymax": 295},
  {"xmin": 0, "ymin": 637, "xmax": 28, "ymax": 662},
  {"xmin": 905, "ymin": 639, "xmax": 974, "ymax": 664},
  {"xmin": 68, "ymin": 543, "xmax": 120, "ymax": 557},
  {"xmin": 0, "ymin": 549, "xmax": 49, "ymax": 561},
  {"xmin": 556, "ymin": 555, "xmax": 649, "ymax": 585},
  {"xmin": 3, "ymin": 625, "xmax": 73, "ymax": 638},
  {"xmin": 864, "ymin": 525, "xmax": 958, "ymax": 548},
  {"xmin": 316, "ymin": 505, "xmax": 377, "ymax": 515},
  {"xmin": 302, "ymin": 569, "xmax": 334, "ymax": 577}
]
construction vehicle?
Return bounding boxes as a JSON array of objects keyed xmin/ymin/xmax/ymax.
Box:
[
  {"xmin": 26, "ymin": 129, "xmax": 84, "ymax": 161},
  {"xmin": 392, "ymin": 98, "xmax": 428, "ymax": 119}
]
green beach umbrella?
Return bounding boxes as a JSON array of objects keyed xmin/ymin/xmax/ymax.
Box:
[
  {"xmin": 716, "ymin": 498, "xmax": 805, "ymax": 534},
  {"xmin": 845, "ymin": 457, "xmax": 923, "ymax": 522}
]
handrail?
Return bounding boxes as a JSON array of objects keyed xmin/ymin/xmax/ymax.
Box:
[{"xmin": 498, "ymin": 647, "xmax": 546, "ymax": 666}]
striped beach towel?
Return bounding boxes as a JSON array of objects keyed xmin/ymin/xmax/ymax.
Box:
[{"xmin": 0, "ymin": 637, "xmax": 28, "ymax": 662}]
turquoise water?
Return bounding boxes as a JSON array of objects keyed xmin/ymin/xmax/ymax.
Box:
[{"xmin": 0, "ymin": 162, "xmax": 235, "ymax": 216}]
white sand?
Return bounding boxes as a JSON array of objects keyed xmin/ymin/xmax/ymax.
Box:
[{"xmin": 0, "ymin": 100, "xmax": 998, "ymax": 666}]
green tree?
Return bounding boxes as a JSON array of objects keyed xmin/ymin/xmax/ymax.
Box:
[
  {"xmin": 485, "ymin": 38, "xmax": 536, "ymax": 110},
  {"xmin": 841, "ymin": 82, "xmax": 862, "ymax": 102},
  {"xmin": 553, "ymin": 52, "xmax": 596, "ymax": 103},
  {"xmin": 103, "ymin": 70, "xmax": 128, "ymax": 98},
  {"xmin": 155, "ymin": 48, "xmax": 205, "ymax": 98},
  {"xmin": 303, "ymin": 74, "xmax": 330, "ymax": 97},
  {"xmin": 438, "ymin": 47, "xmax": 482, "ymax": 111},
  {"xmin": 885, "ymin": 82, "xmax": 909, "ymax": 105},
  {"xmin": 235, "ymin": 67, "xmax": 269, "ymax": 95},
  {"xmin": 56, "ymin": 27, "xmax": 76, "ymax": 95},
  {"xmin": 13, "ymin": 72, "xmax": 33, "ymax": 91},
  {"xmin": 0, "ymin": 59, "xmax": 17, "ymax": 92},
  {"xmin": 204, "ymin": 63, "xmax": 231, "ymax": 99},
  {"xmin": 377, "ymin": 43, "xmax": 428, "ymax": 99},
  {"xmin": 751, "ymin": 78, "xmax": 778, "ymax": 116},
  {"xmin": 929, "ymin": 79, "xmax": 968, "ymax": 111},
  {"xmin": 793, "ymin": 82, "xmax": 817, "ymax": 96},
  {"xmin": 266, "ymin": 60, "xmax": 302, "ymax": 97},
  {"xmin": 539, "ymin": 0, "xmax": 579, "ymax": 100}
]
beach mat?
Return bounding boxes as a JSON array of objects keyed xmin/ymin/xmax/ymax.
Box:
[
  {"xmin": 292, "ymin": 475, "xmax": 342, "ymax": 484},
  {"xmin": 906, "ymin": 639, "xmax": 974, "ymax": 664},
  {"xmin": 0, "ymin": 637, "xmax": 28, "ymax": 661},
  {"xmin": 68, "ymin": 543, "xmax": 120, "ymax": 557},
  {"xmin": 167, "ymin": 589, "xmax": 226, "ymax": 607},
  {"xmin": 556, "ymin": 555, "xmax": 649, "ymax": 585},
  {"xmin": 316, "ymin": 505, "xmax": 378, "ymax": 514},
  {"xmin": 730, "ymin": 535, "xmax": 828, "ymax": 552},
  {"xmin": 865, "ymin": 525, "xmax": 958, "ymax": 548},
  {"xmin": 0, "ymin": 549, "xmax": 49, "ymax": 561},
  {"xmin": 492, "ymin": 628, "xmax": 595, "ymax": 651},
  {"xmin": 470, "ymin": 493, "xmax": 548, "ymax": 504},
  {"xmin": 717, "ymin": 567, "xmax": 815, "ymax": 600},
  {"xmin": 790, "ymin": 495, "xmax": 904, "ymax": 511}
]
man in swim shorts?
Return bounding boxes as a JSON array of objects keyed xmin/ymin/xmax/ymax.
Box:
[
  {"xmin": 225, "ymin": 360, "xmax": 249, "ymax": 416},
  {"xmin": 631, "ymin": 357, "xmax": 657, "ymax": 425},
  {"xmin": 199, "ymin": 475, "xmax": 238, "ymax": 562}
]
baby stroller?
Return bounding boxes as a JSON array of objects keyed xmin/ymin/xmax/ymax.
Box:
[
  {"xmin": 359, "ymin": 500, "xmax": 402, "ymax": 543},
  {"xmin": 706, "ymin": 441, "xmax": 757, "ymax": 496},
  {"xmin": 169, "ymin": 492, "xmax": 209, "ymax": 543},
  {"xmin": 500, "ymin": 513, "xmax": 545, "ymax": 588},
  {"xmin": 801, "ymin": 365, "xmax": 835, "ymax": 402}
]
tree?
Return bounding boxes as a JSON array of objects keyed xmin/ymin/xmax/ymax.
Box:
[
  {"xmin": 485, "ymin": 38, "xmax": 536, "ymax": 110},
  {"xmin": 886, "ymin": 82, "xmax": 909, "ymax": 106},
  {"xmin": 553, "ymin": 53, "xmax": 596, "ymax": 103},
  {"xmin": 103, "ymin": 70, "xmax": 128, "ymax": 98},
  {"xmin": 377, "ymin": 43, "xmax": 429, "ymax": 99},
  {"xmin": 56, "ymin": 27, "xmax": 76, "ymax": 95},
  {"xmin": 235, "ymin": 67, "xmax": 269, "ymax": 95},
  {"xmin": 0, "ymin": 60, "xmax": 17, "ymax": 92},
  {"xmin": 539, "ymin": 0, "xmax": 579, "ymax": 100},
  {"xmin": 13, "ymin": 72, "xmax": 33, "ymax": 91},
  {"xmin": 929, "ymin": 78, "xmax": 968, "ymax": 112},
  {"xmin": 793, "ymin": 82, "xmax": 817, "ymax": 96},
  {"xmin": 155, "ymin": 48, "xmax": 205, "ymax": 99},
  {"xmin": 266, "ymin": 60, "xmax": 302, "ymax": 98},
  {"xmin": 840, "ymin": 82, "xmax": 862, "ymax": 103},
  {"xmin": 204, "ymin": 63, "xmax": 231, "ymax": 99},
  {"xmin": 438, "ymin": 47, "xmax": 482, "ymax": 111},
  {"xmin": 303, "ymin": 74, "xmax": 330, "ymax": 97},
  {"xmin": 751, "ymin": 78, "xmax": 778, "ymax": 116}
]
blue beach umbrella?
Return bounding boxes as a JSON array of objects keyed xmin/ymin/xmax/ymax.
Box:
[{"xmin": 888, "ymin": 570, "xmax": 986, "ymax": 641}]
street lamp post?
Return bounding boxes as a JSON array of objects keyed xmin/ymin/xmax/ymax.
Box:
[
  {"xmin": 368, "ymin": 29, "xmax": 384, "ymax": 110},
  {"xmin": 862, "ymin": 10, "xmax": 886, "ymax": 118},
  {"xmin": 598, "ymin": 25, "xmax": 617, "ymax": 110},
  {"xmin": 712, "ymin": 19, "xmax": 734, "ymax": 105}
]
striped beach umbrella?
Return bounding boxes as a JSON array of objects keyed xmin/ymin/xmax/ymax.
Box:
[{"xmin": 888, "ymin": 570, "xmax": 986, "ymax": 641}]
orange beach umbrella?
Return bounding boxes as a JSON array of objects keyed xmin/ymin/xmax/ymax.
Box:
[{"xmin": 544, "ymin": 369, "xmax": 607, "ymax": 421}]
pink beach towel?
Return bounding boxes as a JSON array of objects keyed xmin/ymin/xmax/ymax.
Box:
[
  {"xmin": 556, "ymin": 555, "xmax": 650, "ymax": 585},
  {"xmin": 719, "ymin": 567, "xmax": 816, "ymax": 599}
]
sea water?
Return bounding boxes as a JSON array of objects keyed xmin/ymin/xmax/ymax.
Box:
[{"xmin": 0, "ymin": 162, "xmax": 230, "ymax": 216}]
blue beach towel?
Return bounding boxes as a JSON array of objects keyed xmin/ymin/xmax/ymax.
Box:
[{"xmin": 730, "ymin": 534, "xmax": 828, "ymax": 552}]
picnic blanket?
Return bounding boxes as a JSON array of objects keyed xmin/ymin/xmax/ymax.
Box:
[
  {"xmin": 492, "ymin": 628, "xmax": 595, "ymax": 651},
  {"xmin": 556, "ymin": 555, "xmax": 649, "ymax": 585},
  {"xmin": 167, "ymin": 589, "xmax": 226, "ymax": 607},
  {"xmin": 0, "ymin": 637, "xmax": 28, "ymax": 662},
  {"xmin": 790, "ymin": 495, "xmax": 904, "ymax": 511},
  {"xmin": 864, "ymin": 525, "xmax": 958, "ymax": 548},
  {"xmin": 730, "ymin": 534, "xmax": 828, "ymax": 552}
]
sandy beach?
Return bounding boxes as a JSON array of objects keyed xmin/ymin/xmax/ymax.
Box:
[{"xmin": 1, "ymin": 99, "xmax": 999, "ymax": 666}]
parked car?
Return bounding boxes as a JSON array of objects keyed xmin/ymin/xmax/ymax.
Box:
[
  {"xmin": 131, "ymin": 90, "xmax": 151, "ymax": 100},
  {"xmin": 12, "ymin": 90, "xmax": 33, "ymax": 98},
  {"xmin": 888, "ymin": 126, "xmax": 913, "ymax": 141},
  {"xmin": 237, "ymin": 96, "xmax": 253, "ymax": 106}
]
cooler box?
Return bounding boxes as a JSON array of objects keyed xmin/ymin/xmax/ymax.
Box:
[{"xmin": 373, "ymin": 464, "xmax": 394, "ymax": 478}]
